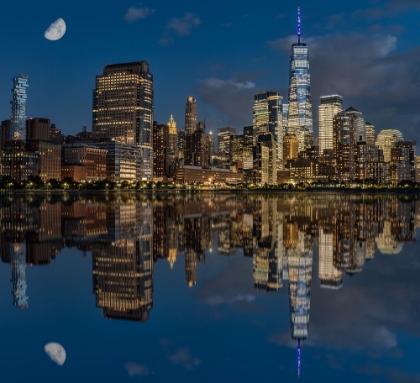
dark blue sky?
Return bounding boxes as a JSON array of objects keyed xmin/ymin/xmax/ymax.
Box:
[{"xmin": 1, "ymin": 0, "xmax": 419, "ymax": 141}]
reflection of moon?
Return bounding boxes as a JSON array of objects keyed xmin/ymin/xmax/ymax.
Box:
[
  {"xmin": 44, "ymin": 18, "xmax": 66, "ymax": 41},
  {"xmin": 44, "ymin": 342, "xmax": 66, "ymax": 366}
]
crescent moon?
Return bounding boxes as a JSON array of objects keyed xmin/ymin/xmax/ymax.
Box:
[
  {"xmin": 44, "ymin": 18, "xmax": 67, "ymax": 41},
  {"xmin": 44, "ymin": 342, "xmax": 67, "ymax": 366}
]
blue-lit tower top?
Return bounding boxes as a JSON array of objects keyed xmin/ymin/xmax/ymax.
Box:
[
  {"xmin": 10, "ymin": 75, "xmax": 29, "ymax": 141},
  {"xmin": 297, "ymin": 7, "xmax": 301, "ymax": 43},
  {"xmin": 286, "ymin": 7, "xmax": 313, "ymax": 152}
]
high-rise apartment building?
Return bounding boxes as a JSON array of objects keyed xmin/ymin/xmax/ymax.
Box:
[
  {"xmin": 365, "ymin": 122, "xmax": 376, "ymax": 146},
  {"xmin": 185, "ymin": 97, "xmax": 197, "ymax": 135},
  {"xmin": 152, "ymin": 117, "xmax": 178, "ymax": 180},
  {"xmin": 345, "ymin": 107, "xmax": 366, "ymax": 142},
  {"xmin": 287, "ymin": 8, "xmax": 313, "ymax": 152},
  {"xmin": 257, "ymin": 133, "xmax": 276, "ymax": 185},
  {"xmin": 253, "ymin": 92, "xmax": 283, "ymax": 169},
  {"xmin": 10, "ymin": 75, "xmax": 29, "ymax": 141},
  {"xmin": 318, "ymin": 95, "xmax": 343, "ymax": 154},
  {"xmin": 92, "ymin": 61, "xmax": 153, "ymax": 180},
  {"xmin": 376, "ymin": 129, "xmax": 404, "ymax": 163},
  {"xmin": 217, "ymin": 127, "xmax": 236, "ymax": 155},
  {"xmin": 333, "ymin": 110, "xmax": 357, "ymax": 180}
]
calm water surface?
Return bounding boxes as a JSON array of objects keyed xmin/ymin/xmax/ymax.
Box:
[{"xmin": 1, "ymin": 192, "xmax": 419, "ymax": 383}]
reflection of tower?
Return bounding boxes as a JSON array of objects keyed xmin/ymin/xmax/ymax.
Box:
[
  {"xmin": 92, "ymin": 201, "xmax": 154, "ymax": 322},
  {"xmin": 185, "ymin": 250, "xmax": 197, "ymax": 287},
  {"xmin": 183, "ymin": 215, "xmax": 206, "ymax": 287},
  {"xmin": 92, "ymin": 239, "xmax": 153, "ymax": 322},
  {"xmin": 318, "ymin": 227, "xmax": 342, "ymax": 289},
  {"xmin": 10, "ymin": 243, "xmax": 28, "ymax": 308},
  {"xmin": 253, "ymin": 199, "xmax": 281, "ymax": 291},
  {"xmin": 287, "ymin": 230, "xmax": 313, "ymax": 377}
]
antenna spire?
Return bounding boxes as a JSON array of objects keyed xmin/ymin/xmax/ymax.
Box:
[
  {"xmin": 297, "ymin": 7, "xmax": 301, "ymax": 43},
  {"xmin": 297, "ymin": 339, "xmax": 301, "ymax": 378}
]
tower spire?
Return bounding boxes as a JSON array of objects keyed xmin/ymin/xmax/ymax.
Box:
[
  {"xmin": 297, "ymin": 339, "xmax": 301, "ymax": 378},
  {"xmin": 297, "ymin": 7, "xmax": 301, "ymax": 44}
]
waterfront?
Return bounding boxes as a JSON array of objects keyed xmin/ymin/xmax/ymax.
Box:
[{"xmin": 0, "ymin": 192, "xmax": 419, "ymax": 382}]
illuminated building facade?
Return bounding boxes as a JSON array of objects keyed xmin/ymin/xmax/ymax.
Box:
[
  {"xmin": 26, "ymin": 140, "xmax": 62, "ymax": 181},
  {"xmin": 365, "ymin": 122, "xmax": 376, "ymax": 146},
  {"xmin": 95, "ymin": 141, "xmax": 142, "ymax": 181},
  {"xmin": 63, "ymin": 145, "xmax": 107, "ymax": 181},
  {"xmin": 92, "ymin": 61, "xmax": 153, "ymax": 180},
  {"xmin": 185, "ymin": 97, "xmax": 197, "ymax": 135},
  {"xmin": 287, "ymin": 9, "xmax": 313, "ymax": 152},
  {"xmin": 376, "ymin": 129, "xmax": 404, "ymax": 163},
  {"xmin": 253, "ymin": 92, "xmax": 283, "ymax": 169},
  {"xmin": 333, "ymin": 110, "xmax": 357, "ymax": 180},
  {"xmin": 345, "ymin": 107, "xmax": 366, "ymax": 142},
  {"xmin": 217, "ymin": 127, "xmax": 236, "ymax": 156},
  {"xmin": 10, "ymin": 75, "xmax": 29, "ymax": 141},
  {"xmin": 318, "ymin": 95, "xmax": 343, "ymax": 154},
  {"xmin": 283, "ymin": 134, "xmax": 299, "ymax": 168}
]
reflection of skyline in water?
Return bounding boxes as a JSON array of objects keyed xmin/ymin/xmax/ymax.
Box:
[{"xmin": 0, "ymin": 193, "xmax": 418, "ymax": 374}]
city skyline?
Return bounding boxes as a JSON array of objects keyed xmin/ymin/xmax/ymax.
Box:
[{"xmin": 0, "ymin": 1, "xmax": 419, "ymax": 143}]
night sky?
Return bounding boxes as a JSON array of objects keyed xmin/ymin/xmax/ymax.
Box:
[{"xmin": 1, "ymin": 0, "xmax": 419, "ymax": 142}]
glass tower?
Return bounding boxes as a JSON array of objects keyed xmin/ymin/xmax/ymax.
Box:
[
  {"xmin": 92, "ymin": 61, "xmax": 154, "ymax": 180},
  {"xmin": 318, "ymin": 95, "xmax": 343, "ymax": 154},
  {"xmin": 185, "ymin": 97, "xmax": 197, "ymax": 135},
  {"xmin": 287, "ymin": 8, "xmax": 313, "ymax": 152},
  {"xmin": 10, "ymin": 75, "xmax": 29, "ymax": 141},
  {"xmin": 253, "ymin": 91, "xmax": 283, "ymax": 169}
]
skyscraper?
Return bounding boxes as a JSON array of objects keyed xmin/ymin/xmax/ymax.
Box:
[
  {"xmin": 217, "ymin": 127, "xmax": 236, "ymax": 155},
  {"xmin": 318, "ymin": 95, "xmax": 343, "ymax": 154},
  {"xmin": 365, "ymin": 122, "xmax": 376, "ymax": 146},
  {"xmin": 253, "ymin": 92, "xmax": 283, "ymax": 169},
  {"xmin": 10, "ymin": 75, "xmax": 29, "ymax": 141},
  {"xmin": 333, "ymin": 110, "xmax": 357, "ymax": 180},
  {"xmin": 287, "ymin": 8, "xmax": 313, "ymax": 152},
  {"xmin": 345, "ymin": 107, "xmax": 366, "ymax": 142},
  {"xmin": 376, "ymin": 129, "xmax": 404, "ymax": 162},
  {"xmin": 185, "ymin": 97, "xmax": 197, "ymax": 135},
  {"xmin": 92, "ymin": 61, "xmax": 154, "ymax": 180}
]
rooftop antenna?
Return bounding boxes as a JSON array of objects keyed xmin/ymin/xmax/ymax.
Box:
[
  {"xmin": 297, "ymin": 339, "xmax": 301, "ymax": 378},
  {"xmin": 297, "ymin": 7, "xmax": 301, "ymax": 44}
]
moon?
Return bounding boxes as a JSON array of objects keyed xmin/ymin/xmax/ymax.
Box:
[
  {"xmin": 44, "ymin": 18, "xmax": 66, "ymax": 41},
  {"xmin": 44, "ymin": 342, "xmax": 66, "ymax": 366}
]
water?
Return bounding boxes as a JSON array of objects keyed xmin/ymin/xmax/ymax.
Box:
[{"xmin": 0, "ymin": 192, "xmax": 419, "ymax": 382}]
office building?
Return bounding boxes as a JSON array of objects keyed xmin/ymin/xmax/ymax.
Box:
[
  {"xmin": 2, "ymin": 140, "xmax": 39, "ymax": 182},
  {"xmin": 95, "ymin": 140, "xmax": 142, "ymax": 181},
  {"xmin": 26, "ymin": 118, "xmax": 51, "ymax": 141},
  {"xmin": 185, "ymin": 97, "xmax": 197, "ymax": 135},
  {"xmin": 391, "ymin": 141, "xmax": 416, "ymax": 184},
  {"xmin": 92, "ymin": 61, "xmax": 153, "ymax": 180},
  {"xmin": 365, "ymin": 122, "xmax": 376, "ymax": 146},
  {"xmin": 318, "ymin": 95, "xmax": 343, "ymax": 154},
  {"xmin": 26, "ymin": 141, "xmax": 62, "ymax": 181},
  {"xmin": 333, "ymin": 110, "xmax": 358, "ymax": 180},
  {"xmin": 287, "ymin": 9, "xmax": 313, "ymax": 151},
  {"xmin": 217, "ymin": 127, "xmax": 236, "ymax": 156},
  {"xmin": 253, "ymin": 92, "xmax": 283, "ymax": 169},
  {"xmin": 63, "ymin": 145, "xmax": 107, "ymax": 181},
  {"xmin": 345, "ymin": 107, "xmax": 366, "ymax": 142},
  {"xmin": 376, "ymin": 129, "xmax": 404, "ymax": 163},
  {"xmin": 257, "ymin": 133, "xmax": 276, "ymax": 185}
]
